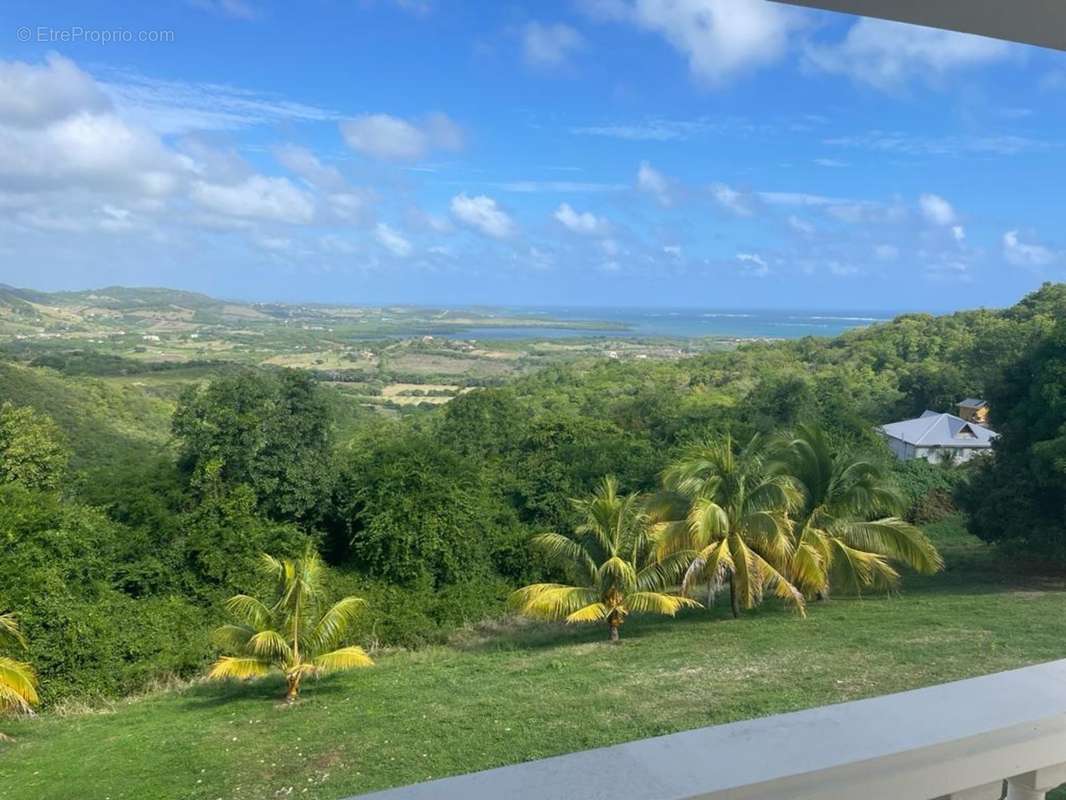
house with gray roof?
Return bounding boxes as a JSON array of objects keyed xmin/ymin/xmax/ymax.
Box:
[{"xmin": 877, "ymin": 410, "xmax": 998, "ymax": 464}]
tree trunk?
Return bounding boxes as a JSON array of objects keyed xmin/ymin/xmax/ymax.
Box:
[
  {"xmin": 729, "ymin": 574, "xmax": 739, "ymax": 619},
  {"xmin": 607, "ymin": 612, "xmax": 621, "ymax": 643},
  {"xmin": 285, "ymin": 674, "xmax": 300, "ymax": 704}
]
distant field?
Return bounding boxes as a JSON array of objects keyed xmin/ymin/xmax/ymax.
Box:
[{"xmin": 6, "ymin": 518, "xmax": 1066, "ymax": 800}]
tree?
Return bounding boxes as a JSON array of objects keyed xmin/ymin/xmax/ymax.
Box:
[
  {"xmin": 0, "ymin": 612, "xmax": 38, "ymax": 715},
  {"xmin": 172, "ymin": 369, "xmax": 334, "ymax": 523},
  {"xmin": 771, "ymin": 424, "xmax": 942, "ymax": 596},
  {"xmin": 0, "ymin": 403, "xmax": 69, "ymax": 491},
  {"xmin": 963, "ymin": 316, "xmax": 1066, "ymax": 556},
  {"xmin": 209, "ymin": 545, "xmax": 373, "ymax": 702},
  {"xmin": 652, "ymin": 435, "xmax": 806, "ymax": 618},
  {"xmin": 509, "ymin": 477, "xmax": 699, "ymax": 642}
]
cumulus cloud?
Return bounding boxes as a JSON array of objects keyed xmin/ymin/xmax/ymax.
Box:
[
  {"xmin": 584, "ymin": 0, "xmax": 798, "ymax": 85},
  {"xmin": 1003, "ymin": 230, "xmax": 1059, "ymax": 268},
  {"xmin": 0, "ymin": 53, "xmax": 110, "ymax": 127},
  {"xmin": 806, "ymin": 18, "xmax": 1012, "ymax": 91},
  {"xmin": 190, "ymin": 175, "xmax": 314, "ymax": 224},
  {"xmin": 450, "ymin": 193, "xmax": 515, "ymax": 238},
  {"xmin": 553, "ymin": 202, "xmax": 609, "ymax": 235},
  {"xmin": 918, "ymin": 193, "xmax": 957, "ymax": 226},
  {"xmin": 788, "ymin": 215, "xmax": 815, "ymax": 237},
  {"xmin": 340, "ymin": 112, "xmax": 463, "ymax": 161},
  {"xmin": 522, "ymin": 22, "xmax": 584, "ymax": 69},
  {"xmin": 636, "ymin": 161, "xmax": 673, "ymax": 205},
  {"xmin": 375, "ymin": 222, "xmax": 413, "ymax": 257}
]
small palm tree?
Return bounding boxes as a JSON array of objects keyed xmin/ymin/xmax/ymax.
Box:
[
  {"xmin": 209, "ymin": 546, "xmax": 373, "ymax": 702},
  {"xmin": 652, "ymin": 435, "xmax": 806, "ymax": 618},
  {"xmin": 0, "ymin": 612, "xmax": 38, "ymax": 715},
  {"xmin": 510, "ymin": 477, "xmax": 700, "ymax": 642},
  {"xmin": 771, "ymin": 423, "xmax": 943, "ymax": 596}
]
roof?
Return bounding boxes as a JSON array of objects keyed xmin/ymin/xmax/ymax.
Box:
[
  {"xmin": 878, "ymin": 411, "xmax": 998, "ymax": 448},
  {"xmin": 958, "ymin": 398, "xmax": 988, "ymax": 408}
]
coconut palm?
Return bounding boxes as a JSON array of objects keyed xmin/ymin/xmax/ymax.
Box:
[
  {"xmin": 209, "ymin": 545, "xmax": 373, "ymax": 702},
  {"xmin": 652, "ymin": 435, "xmax": 806, "ymax": 618},
  {"xmin": 771, "ymin": 423, "xmax": 943, "ymax": 597},
  {"xmin": 510, "ymin": 476, "xmax": 700, "ymax": 642},
  {"xmin": 0, "ymin": 612, "xmax": 38, "ymax": 715}
]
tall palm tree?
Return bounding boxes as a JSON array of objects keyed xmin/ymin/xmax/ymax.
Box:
[
  {"xmin": 210, "ymin": 545, "xmax": 374, "ymax": 702},
  {"xmin": 652, "ymin": 435, "xmax": 806, "ymax": 618},
  {"xmin": 510, "ymin": 476, "xmax": 700, "ymax": 642},
  {"xmin": 0, "ymin": 612, "xmax": 38, "ymax": 715},
  {"xmin": 771, "ymin": 423, "xmax": 943, "ymax": 597}
]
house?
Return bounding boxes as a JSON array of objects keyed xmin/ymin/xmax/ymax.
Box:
[
  {"xmin": 877, "ymin": 410, "xmax": 998, "ymax": 464},
  {"xmin": 956, "ymin": 397, "xmax": 990, "ymax": 425}
]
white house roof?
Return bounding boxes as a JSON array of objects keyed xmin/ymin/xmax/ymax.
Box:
[{"xmin": 878, "ymin": 411, "xmax": 998, "ymax": 448}]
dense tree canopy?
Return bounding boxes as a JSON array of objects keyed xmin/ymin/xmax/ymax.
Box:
[{"xmin": 172, "ymin": 370, "xmax": 334, "ymax": 523}]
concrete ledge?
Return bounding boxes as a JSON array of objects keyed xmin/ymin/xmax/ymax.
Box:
[
  {"xmin": 350, "ymin": 660, "xmax": 1066, "ymax": 800},
  {"xmin": 770, "ymin": 0, "xmax": 1066, "ymax": 52}
]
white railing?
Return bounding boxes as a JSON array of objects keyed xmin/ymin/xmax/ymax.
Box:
[{"xmin": 351, "ymin": 659, "xmax": 1066, "ymax": 800}]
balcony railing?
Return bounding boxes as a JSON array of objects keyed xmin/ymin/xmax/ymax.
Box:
[{"xmin": 351, "ymin": 659, "xmax": 1066, "ymax": 800}]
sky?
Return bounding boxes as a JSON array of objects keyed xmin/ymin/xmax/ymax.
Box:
[{"xmin": 0, "ymin": 0, "xmax": 1064, "ymax": 311}]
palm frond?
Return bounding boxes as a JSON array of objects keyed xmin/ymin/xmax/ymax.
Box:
[
  {"xmin": 627, "ymin": 592, "xmax": 702, "ymax": 616},
  {"xmin": 0, "ymin": 656, "xmax": 38, "ymax": 712},
  {"xmin": 208, "ymin": 656, "xmax": 272, "ymax": 681},
  {"xmin": 530, "ymin": 532, "xmax": 597, "ymax": 582},
  {"xmin": 211, "ymin": 624, "xmax": 256, "ymax": 653},
  {"xmin": 837, "ymin": 518, "xmax": 944, "ymax": 575},
  {"xmin": 305, "ymin": 596, "xmax": 366, "ymax": 653},
  {"xmin": 509, "ymin": 584, "xmax": 599, "ymax": 621},
  {"xmin": 313, "ymin": 646, "xmax": 374, "ymax": 671},
  {"xmin": 0, "ymin": 613, "xmax": 26, "ymax": 650},
  {"xmin": 224, "ymin": 594, "xmax": 273, "ymax": 628},
  {"xmin": 247, "ymin": 629, "xmax": 292, "ymax": 659},
  {"xmin": 565, "ymin": 603, "xmax": 609, "ymax": 623}
]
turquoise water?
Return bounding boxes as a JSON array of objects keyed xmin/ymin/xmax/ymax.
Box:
[{"xmin": 446, "ymin": 308, "xmax": 897, "ymax": 341}]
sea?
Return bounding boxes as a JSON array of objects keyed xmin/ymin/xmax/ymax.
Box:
[{"xmin": 444, "ymin": 307, "xmax": 898, "ymax": 341}]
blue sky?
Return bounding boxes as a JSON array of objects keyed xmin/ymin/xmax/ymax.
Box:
[{"xmin": 0, "ymin": 0, "xmax": 1064, "ymax": 310}]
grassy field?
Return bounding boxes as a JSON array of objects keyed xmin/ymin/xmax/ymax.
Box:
[{"xmin": 3, "ymin": 518, "xmax": 1065, "ymax": 800}]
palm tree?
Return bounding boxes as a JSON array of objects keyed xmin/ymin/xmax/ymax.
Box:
[
  {"xmin": 510, "ymin": 476, "xmax": 700, "ymax": 642},
  {"xmin": 771, "ymin": 423, "xmax": 943, "ymax": 597},
  {"xmin": 652, "ymin": 435, "xmax": 806, "ymax": 618},
  {"xmin": 0, "ymin": 612, "xmax": 38, "ymax": 715},
  {"xmin": 209, "ymin": 545, "xmax": 374, "ymax": 702}
]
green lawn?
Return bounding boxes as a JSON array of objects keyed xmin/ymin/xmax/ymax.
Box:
[{"xmin": 4, "ymin": 517, "xmax": 1066, "ymax": 800}]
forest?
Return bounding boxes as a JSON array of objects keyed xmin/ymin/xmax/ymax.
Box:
[{"xmin": 0, "ymin": 282, "xmax": 1064, "ymax": 710}]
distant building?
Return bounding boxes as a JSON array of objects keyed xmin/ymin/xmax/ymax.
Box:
[
  {"xmin": 878, "ymin": 411, "xmax": 998, "ymax": 464},
  {"xmin": 956, "ymin": 397, "xmax": 990, "ymax": 425}
]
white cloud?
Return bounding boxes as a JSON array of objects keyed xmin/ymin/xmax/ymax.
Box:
[
  {"xmin": 99, "ymin": 67, "xmax": 337, "ymax": 136},
  {"xmin": 554, "ymin": 202, "xmax": 609, "ymax": 235},
  {"xmin": 663, "ymin": 244, "xmax": 682, "ymax": 258},
  {"xmin": 275, "ymin": 144, "xmax": 345, "ymax": 190},
  {"xmin": 0, "ymin": 54, "xmax": 110, "ymax": 127},
  {"xmin": 341, "ymin": 112, "xmax": 463, "ymax": 161},
  {"xmin": 522, "ymin": 22, "xmax": 584, "ymax": 69},
  {"xmin": 736, "ymin": 252, "xmax": 769, "ymax": 277},
  {"xmin": 805, "ymin": 17, "xmax": 1013, "ymax": 91},
  {"xmin": 919, "ymin": 193, "xmax": 957, "ymax": 226},
  {"xmin": 585, "ymin": 0, "xmax": 798, "ymax": 85},
  {"xmin": 191, "ymin": 175, "xmax": 314, "ymax": 224},
  {"xmin": 1003, "ymin": 230, "xmax": 1059, "ymax": 268},
  {"xmin": 375, "ymin": 222, "xmax": 413, "ymax": 257},
  {"xmin": 450, "ymin": 193, "xmax": 515, "ymax": 238},
  {"xmin": 952, "ymin": 225, "xmax": 966, "ymax": 243},
  {"xmin": 636, "ymin": 161, "xmax": 672, "ymax": 205},
  {"xmin": 710, "ymin": 182, "xmax": 754, "ymax": 216}
]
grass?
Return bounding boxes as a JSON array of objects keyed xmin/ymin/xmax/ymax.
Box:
[{"xmin": 4, "ymin": 517, "xmax": 1066, "ymax": 800}]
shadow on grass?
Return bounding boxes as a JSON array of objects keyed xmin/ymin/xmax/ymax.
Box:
[{"xmin": 177, "ymin": 672, "xmax": 354, "ymax": 711}]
